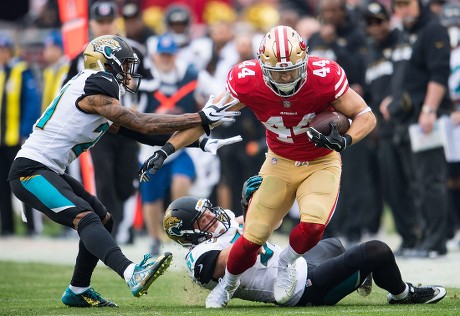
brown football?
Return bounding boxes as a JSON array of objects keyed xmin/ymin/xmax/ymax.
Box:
[{"xmin": 307, "ymin": 111, "xmax": 350, "ymax": 135}]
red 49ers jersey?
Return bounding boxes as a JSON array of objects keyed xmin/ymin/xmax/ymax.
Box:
[{"xmin": 226, "ymin": 56, "xmax": 349, "ymax": 161}]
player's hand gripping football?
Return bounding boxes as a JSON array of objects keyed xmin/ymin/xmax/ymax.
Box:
[
  {"xmin": 307, "ymin": 123, "xmax": 351, "ymax": 152},
  {"xmin": 198, "ymin": 93, "xmax": 240, "ymax": 128},
  {"xmin": 138, "ymin": 148, "xmax": 168, "ymax": 182},
  {"xmin": 199, "ymin": 135, "xmax": 243, "ymax": 155}
]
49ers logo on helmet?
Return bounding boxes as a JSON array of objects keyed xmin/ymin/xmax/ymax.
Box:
[
  {"xmin": 298, "ymin": 37, "xmax": 307, "ymax": 51},
  {"xmin": 258, "ymin": 35, "xmax": 267, "ymax": 55}
]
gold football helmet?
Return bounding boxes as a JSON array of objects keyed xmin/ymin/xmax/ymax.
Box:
[
  {"xmin": 258, "ymin": 25, "xmax": 308, "ymax": 97},
  {"xmin": 163, "ymin": 196, "xmax": 230, "ymax": 247},
  {"xmin": 83, "ymin": 35, "xmax": 141, "ymax": 93}
]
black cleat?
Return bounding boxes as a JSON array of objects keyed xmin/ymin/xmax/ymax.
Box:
[{"xmin": 388, "ymin": 283, "xmax": 446, "ymax": 304}]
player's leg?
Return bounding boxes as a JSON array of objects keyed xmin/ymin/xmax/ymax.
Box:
[
  {"xmin": 298, "ymin": 240, "xmax": 445, "ymax": 306},
  {"xmin": 206, "ymin": 151, "xmax": 295, "ymax": 308},
  {"xmin": 62, "ymin": 173, "xmax": 113, "ymax": 295},
  {"xmin": 9, "ymin": 167, "xmax": 172, "ymax": 305},
  {"xmin": 298, "ymin": 241, "xmax": 394, "ymax": 305},
  {"xmin": 275, "ymin": 151, "xmax": 341, "ymax": 304}
]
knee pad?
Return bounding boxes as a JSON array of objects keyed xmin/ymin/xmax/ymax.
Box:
[
  {"xmin": 289, "ymin": 222, "xmax": 326, "ymax": 254},
  {"xmin": 104, "ymin": 215, "xmax": 114, "ymax": 233},
  {"xmin": 244, "ymin": 222, "xmax": 272, "ymax": 245}
]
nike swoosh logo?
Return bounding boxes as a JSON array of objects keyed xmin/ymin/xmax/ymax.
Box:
[
  {"xmin": 101, "ymin": 75, "xmax": 113, "ymax": 82},
  {"xmin": 197, "ymin": 264, "xmax": 204, "ymax": 274}
]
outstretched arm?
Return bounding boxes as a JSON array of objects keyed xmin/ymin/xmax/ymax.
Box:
[
  {"xmin": 82, "ymin": 94, "xmax": 203, "ymax": 134},
  {"xmin": 79, "ymin": 92, "xmax": 240, "ymax": 135}
]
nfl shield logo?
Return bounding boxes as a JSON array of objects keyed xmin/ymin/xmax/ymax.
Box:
[{"xmin": 283, "ymin": 100, "xmax": 291, "ymax": 108}]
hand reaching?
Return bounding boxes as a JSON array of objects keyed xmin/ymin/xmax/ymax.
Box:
[
  {"xmin": 241, "ymin": 175, "xmax": 263, "ymax": 211},
  {"xmin": 199, "ymin": 135, "xmax": 243, "ymax": 155},
  {"xmin": 198, "ymin": 93, "xmax": 240, "ymax": 127},
  {"xmin": 138, "ymin": 150, "xmax": 167, "ymax": 182}
]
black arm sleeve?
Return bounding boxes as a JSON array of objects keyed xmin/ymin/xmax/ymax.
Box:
[
  {"xmin": 117, "ymin": 126, "xmax": 200, "ymax": 148},
  {"xmin": 194, "ymin": 250, "xmax": 221, "ymax": 284}
]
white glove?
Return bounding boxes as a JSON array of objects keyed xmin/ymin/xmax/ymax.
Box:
[
  {"xmin": 198, "ymin": 93, "xmax": 240, "ymax": 126},
  {"xmin": 199, "ymin": 135, "xmax": 243, "ymax": 155}
]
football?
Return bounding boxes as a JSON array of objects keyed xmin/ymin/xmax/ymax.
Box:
[{"xmin": 307, "ymin": 111, "xmax": 350, "ymax": 135}]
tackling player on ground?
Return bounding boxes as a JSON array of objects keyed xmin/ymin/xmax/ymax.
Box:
[
  {"xmin": 7, "ymin": 35, "xmax": 239, "ymax": 307},
  {"xmin": 139, "ymin": 25, "xmax": 376, "ymax": 307},
  {"xmin": 163, "ymin": 176, "xmax": 446, "ymax": 306}
]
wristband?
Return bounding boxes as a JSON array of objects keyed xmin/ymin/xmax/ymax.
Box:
[
  {"xmin": 198, "ymin": 111, "xmax": 211, "ymax": 135},
  {"xmin": 343, "ymin": 134, "xmax": 352, "ymax": 147},
  {"xmin": 422, "ymin": 105, "xmax": 436, "ymax": 114},
  {"xmin": 161, "ymin": 142, "xmax": 176, "ymax": 156}
]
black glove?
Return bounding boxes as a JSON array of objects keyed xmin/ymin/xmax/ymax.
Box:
[
  {"xmin": 138, "ymin": 142, "xmax": 175, "ymax": 182},
  {"xmin": 307, "ymin": 123, "xmax": 352, "ymax": 152},
  {"xmin": 241, "ymin": 175, "xmax": 263, "ymax": 212}
]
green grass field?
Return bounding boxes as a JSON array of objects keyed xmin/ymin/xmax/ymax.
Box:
[{"xmin": 0, "ymin": 261, "xmax": 458, "ymax": 316}]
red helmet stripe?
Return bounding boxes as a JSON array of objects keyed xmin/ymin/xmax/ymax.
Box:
[
  {"xmin": 274, "ymin": 26, "xmax": 290, "ymax": 63},
  {"xmin": 282, "ymin": 26, "xmax": 290, "ymax": 62},
  {"xmin": 274, "ymin": 27, "xmax": 281, "ymax": 62}
]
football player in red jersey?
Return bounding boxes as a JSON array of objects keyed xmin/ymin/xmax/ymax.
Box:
[{"xmin": 138, "ymin": 25, "xmax": 377, "ymax": 308}]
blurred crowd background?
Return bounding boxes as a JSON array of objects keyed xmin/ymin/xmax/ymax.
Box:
[{"xmin": 1, "ymin": 0, "xmax": 460, "ymax": 260}]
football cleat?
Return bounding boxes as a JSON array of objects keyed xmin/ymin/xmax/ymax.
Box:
[
  {"xmin": 357, "ymin": 273, "xmax": 373, "ymax": 297},
  {"xmin": 205, "ymin": 278, "xmax": 240, "ymax": 308},
  {"xmin": 61, "ymin": 287, "xmax": 118, "ymax": 307},
  {"xmin": 388, "ymin": 283, "xmax": 446, "ymax": 304},
  {"xmin": 128, "ymin": 252, "xmax": 173, "ymax": 297},
  {"xmin": 274, "ymin": 262, "xmax": 297, "ymax": 304}
]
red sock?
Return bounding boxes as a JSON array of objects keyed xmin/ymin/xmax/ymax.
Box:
[
  {"xmin": 227, "ymin": 236, "xmax": 261, "ymax": 275},
  {"xmin": 289, "ymin": 222, "xmax": 325, "ymax": 254}
]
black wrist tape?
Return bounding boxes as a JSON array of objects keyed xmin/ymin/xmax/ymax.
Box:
[
  {"xmin": 199, "ymin": 138, "xmax": 208, "ymax": 151},
  {"xmin": 198, "ymin": 111, "xmax": 211, "ymax": 135},
  {"xmin": 162, "ymin": 142, "xmax": 176, "ymax": 156},
  {"xmin": 343, "ymin": 134, "xmax": 352, "ymax": 147}
]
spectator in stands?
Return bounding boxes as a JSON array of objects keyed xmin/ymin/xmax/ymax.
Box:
[
  {"xmin": 0, "ymin": 34, "xmax": 41, "ymax": 236},
  {"xmin": 140, "ymin": 33, "xmax": 199, "ymax": 256},
  {"xmin": 440, "ymin": 1, "xmax": 460, "ymax": 241},
  {"xmin": 363, "ymin": 1, "xmax": 420, "ymax": 256},
  {"xmin": 381, "ymin": 0, "xmax": 451, "ymax": 258},
  {"xmin": 121, "ymin": 1, "xmax": 155, "ymax": 54},
  {"xmin": 41, "ymin": 30, "xmax": 69, "ymax": 112}
]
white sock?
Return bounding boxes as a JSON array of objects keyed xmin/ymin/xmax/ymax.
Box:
[
  {"xmin": 390, "ymin": 283, "xmax": 410, "ymax": 300},
  {"xmin": 69, "ymin": 285, "xmax": 90, "ymax": 294},
  {"xmin": 222, "ymin": 268, "xmax": 241, "ymax": 288},
  {"xmin": 279, "ymin": 245, "xmax": 301, "ymax": 267},
  {"xmin": 123, "ymin": 263, "xmax": 136, "ymax": 282}
]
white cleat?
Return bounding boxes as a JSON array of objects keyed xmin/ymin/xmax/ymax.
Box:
[
  {"xmin": 274, "ymin": 262, "xmax": 297, "ymax": 304},
  {"xmin": 206, "ymin": 279, "xmax": 240, "ymax": 308}
]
